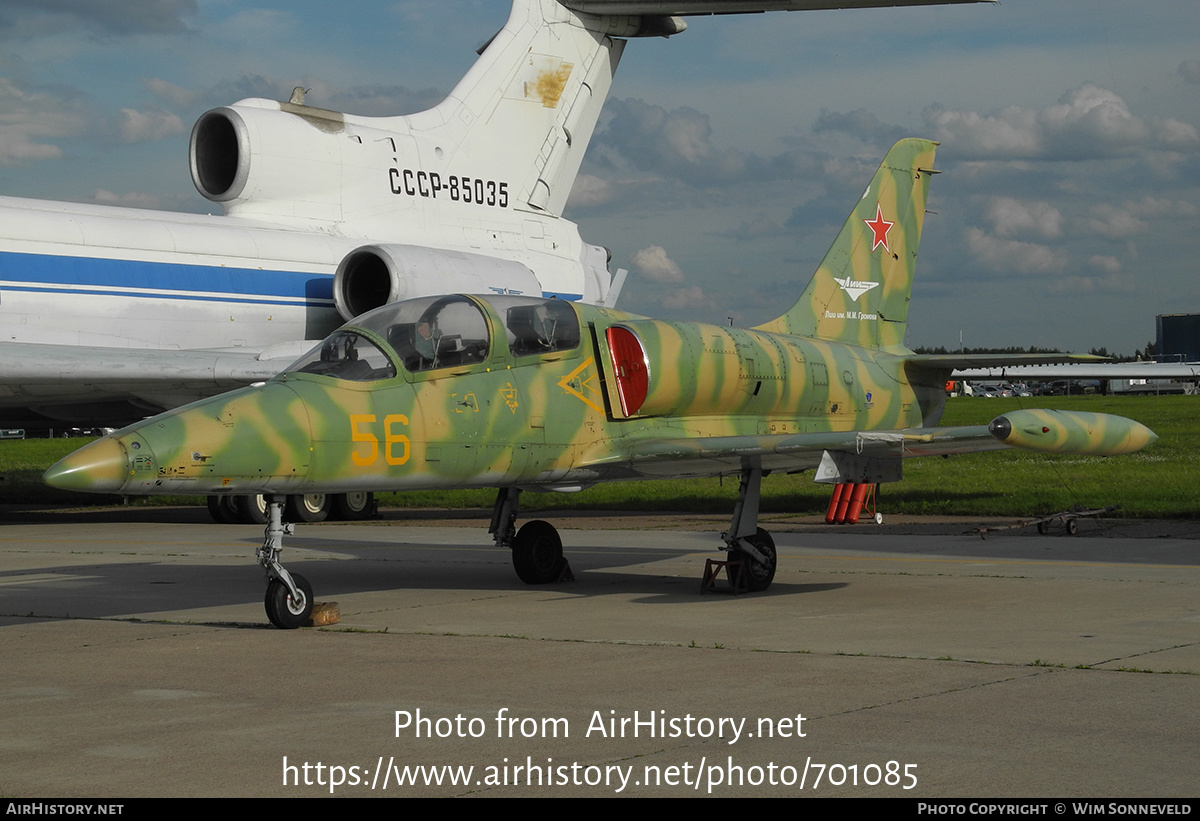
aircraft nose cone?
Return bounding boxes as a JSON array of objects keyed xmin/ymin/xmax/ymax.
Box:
[{"xmin": 43, "ymin": 437, "xmax": 131, "ymax": 493}]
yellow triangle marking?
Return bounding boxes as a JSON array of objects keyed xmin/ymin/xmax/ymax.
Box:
[{"xmin": 557, "ymin": 358, "xmax": 605, "ymax": 413}]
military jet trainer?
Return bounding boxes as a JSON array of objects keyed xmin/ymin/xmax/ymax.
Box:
[{"xmin": 46, "ymin": 139, "xmax": 1157, "ymax": 628}]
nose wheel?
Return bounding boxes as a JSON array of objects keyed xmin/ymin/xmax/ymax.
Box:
[{"xmin": 265, "ymin": 573, "xmax": 313, "ymax": 629}]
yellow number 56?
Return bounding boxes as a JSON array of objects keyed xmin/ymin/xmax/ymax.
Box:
[{"xmin": 350, "ymin": 414, "xmax": 410, "ymax": 466}]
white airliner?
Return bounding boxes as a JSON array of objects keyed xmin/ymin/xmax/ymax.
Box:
[{"xmin": 2, "ymin": 0, "xmax": 984, "ymax": 521}]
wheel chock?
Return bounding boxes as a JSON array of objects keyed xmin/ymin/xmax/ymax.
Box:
[
  {"xmin": 701, "ymin": 557, "xmax": 748, "ymax": 594},
  {"xmin": 558, "ymin": 560, "xmax": 575, "ymax": 583},
  {"xmin": 309, "ymin": 601, "xmax": 341, "ymax": 627}
]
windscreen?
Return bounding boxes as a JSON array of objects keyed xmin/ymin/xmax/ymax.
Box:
[{"xmin": 287, "ymin": 331, "xmax": 396, "ymax": 381}]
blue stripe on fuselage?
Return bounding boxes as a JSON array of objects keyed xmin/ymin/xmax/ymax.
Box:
[
  {"xmin": 0, "ymin": 251, "xmax": 584, "ymax": 306},
  {"xmin": 0, "ymin": 251, "xmax": 335, "ymax": 305}
]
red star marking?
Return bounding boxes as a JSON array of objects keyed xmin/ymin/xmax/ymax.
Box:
[{"xmin": 863, "ymin": 203, "xmax": 895, "ymax": 253}]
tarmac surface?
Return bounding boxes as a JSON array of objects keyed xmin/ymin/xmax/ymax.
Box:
[{"xmin": 1, "ymin": 506, "xmax": 1197, "ymax": 798}]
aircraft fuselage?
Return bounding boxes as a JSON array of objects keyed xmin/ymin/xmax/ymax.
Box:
[{"xmin": 42, "ymin": 294, "xmax": 943, "ymax": 496}]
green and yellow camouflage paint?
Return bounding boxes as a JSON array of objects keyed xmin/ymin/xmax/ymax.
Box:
[
  {"xmin": 988, "ymin": 409, "xmax": 1156, "ymax": 455},
  {"xmin": 45, "ymin": 139, "xmax": 1156, "ymax": 501},
  {"xmin": 43, "ymin": 138, "xmax": 1160, "ymax": 625},
  {"xmin": 755, "ymin": 138, "xmax": 935, "ymax": 349}
]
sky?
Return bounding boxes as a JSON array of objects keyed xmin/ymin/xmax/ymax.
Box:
[{"xmin": 0, "ymin": 0, "xmax": 1196, "ymax": 356}]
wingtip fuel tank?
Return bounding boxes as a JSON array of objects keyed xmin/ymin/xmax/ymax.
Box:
[{"xmin": 987, "ymin": 409, "xmax": 1158, "ymax": 456}]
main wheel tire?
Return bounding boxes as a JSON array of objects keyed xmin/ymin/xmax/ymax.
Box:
[
  {"xmin": 229, "ymin": 494, "xmax": 268, "ymax": 524},
  {"xmin": 332, "ymin": 492, "xmax": 373, "ymax": 521},
  {"xmin": 512, "ymin": 520, "xmax": 564, "ymax": 584},
  {"xmin": 206, "ymin": 495, "xmax": 235, "ymax": 524},
  {"xmin": 1066, "ymin": 517, "xmax": 1079, "ymax": 536},
  {"xmin": 286, "ymin": 493, "xmax": 330, "ymax": 523},
  {"xmin": 264, "ymin": 573, "xmax": 313, "ymax": 629},
  {"xmin": 731, "ymin": 528, "xmax": 777, "ymax": 592}
]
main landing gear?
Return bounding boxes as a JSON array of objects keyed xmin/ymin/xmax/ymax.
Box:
[
  {"xmin": 489, "ymin": 487, "xmax": 570, "ymax": 584},
  {"xmin": 719, "ymin": 464, "xmax": 777, "ymax": 592},
  {"xmin": 486, "ymin": 465, "xmax": 778, "ymax": 594}
]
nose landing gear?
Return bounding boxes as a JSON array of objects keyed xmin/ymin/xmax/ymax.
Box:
[{"xmin": 256, "ymin": 496, "xmax": 313, "ymax": 629}]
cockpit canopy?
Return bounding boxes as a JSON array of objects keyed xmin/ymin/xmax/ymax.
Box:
[{"xmin": 287, "ymin": 294, "xmax": 581, "ymax": 381}]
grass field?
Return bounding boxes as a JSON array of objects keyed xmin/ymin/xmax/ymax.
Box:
[{"xmin": 1, "ymin": 394, "xmax": 1195, "ymax": 518}]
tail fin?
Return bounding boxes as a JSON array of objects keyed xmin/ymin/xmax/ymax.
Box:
[
  {"xmin": 754, "ymin": 138, "xmax": 938, "ymax": 349},
  {"xmin": 408, "ymin": 0, "xmax": 634, "ymax": 218}
]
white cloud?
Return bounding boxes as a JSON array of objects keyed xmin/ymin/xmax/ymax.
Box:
[
  {"xmin": 0, "ymin": 77, "xmax": 84, "ymax": 165},
  {"xmin": 1087, "ymin": 255, "xmax": 1121, "ymax": 275},
  {"xmin": 118, "ymin": 108, "xmax": 184, "ymax": 143},
  {"xmin": 0, "ymin": 0, "xmax": 197, "ymax": 37},
  {"xmin": 1079, "ymin": 196, "xmax": 1198, "ymax": 239},
  {"xmin": 1080, "ymin": 204, "xmax": 1147, "ymax": 239},
  {"xmin": 964, "ymin": 227, "xmax": 1067, "ymax": 276},
  {"xmin": 986, "ymin": 197, "xmax": 1062, "ymax": 240},
  {"xmin": 924, "ymin": 85, "xmax": 1199, "ymax": 160},
  {"xmin": 1127, "ymin": 196, "xmax": 1198, "ymax": 219},
  {"xmin": 0, "ymin": 126, "xmax": 63, "ymax": 164},
  {"xmin": 1153, "ymin": 117, "xmax": 1200, "ymax": 149},
  {"xmin": 662, "ymin": 285, "xmax": 712, "ymax": 311},
  {"xmin": 924, "ymin": 105, "xmax": 1041, "ymax": 157},
  {"xmin": 592, "ymin": 98, "xmax": 754, "ymax": 185},
  {"xmin": 566, "ymin": 174, "xmax": 615, "ymax": 208},
  {"xmin": 631, "ymin": 245, "xmax": 685, "ymax": 284},
  {"xmin": 145, "ymin": 78, "xmax": 195, "ymax": 108},
  {"xmin": 1041, "ymin": 85, "xmax": 1148, "ymax": 145},
  {"xmin": 1047, "ymin": 270, "xmax": 1135, "ymax": 295}
]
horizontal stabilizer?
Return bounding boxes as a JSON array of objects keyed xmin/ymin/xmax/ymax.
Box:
[
  {"xmin": 952, "ymin": 361, "xmax": 1200, "ymax": 380},
  {"xmin": 902, "ymin": 352, "xmax": 1109, "ymax": 371}
]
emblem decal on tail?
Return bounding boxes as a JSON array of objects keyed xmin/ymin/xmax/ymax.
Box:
[
  {"xmin": 863, "ymin": 203, "xmax": 895, "ymax": 252},
  {"xmin": 833, "ymin": 276, "xmax": 881, "ymax": 302}
]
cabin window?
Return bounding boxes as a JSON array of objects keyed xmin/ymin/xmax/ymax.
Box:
[
  {"xmin": 504, "ymin": 298, "xmax": 580, "ymax": 357},
  {"xmin": 375, "ymin": 295, "xmax": 490, "ymax": 373}
]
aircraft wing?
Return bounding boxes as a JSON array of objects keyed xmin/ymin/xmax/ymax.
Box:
[
  {"xmin": 0, "ymin": 341, "xmax": 312, "ymax": 419},
  {"xmin": 598, "ymin": 410, "xmax": 1155, "ymax": 480},
  {"xmin": 600, "ymin": 425, "xmax": 1001, "ymax": 478}
]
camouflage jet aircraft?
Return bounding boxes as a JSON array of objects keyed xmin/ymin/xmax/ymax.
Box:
[{"xmin": 46, "ymin": 139, "xmax": 1157, "ymax": 628}]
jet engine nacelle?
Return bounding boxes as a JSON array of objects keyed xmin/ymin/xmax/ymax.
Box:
[
  {"xmin": 333, "ymin": 244, "xmax": 542, "ymax": 321},
  {"xmin": 190, "ymin": 99, "xmax": 379, "ymax": 222}
]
